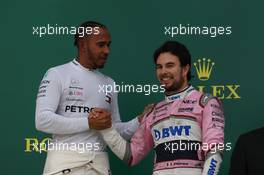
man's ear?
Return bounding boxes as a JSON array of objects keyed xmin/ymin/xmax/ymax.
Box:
[
  {"xmin": 182, "ymin": 64, "xmax": 190, "ymax": 77},
  {"xmin": 78, "ymin": 38, "xmax": 85, "ymax": 50}
]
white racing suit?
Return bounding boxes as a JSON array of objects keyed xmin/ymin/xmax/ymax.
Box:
[
  {"xmin": 35, "ymin": 59, "xmax": 139, "ymax": 175},
  {"xmin": 43, "ymin": 150, "xmax": 109, "ymax": 175}
]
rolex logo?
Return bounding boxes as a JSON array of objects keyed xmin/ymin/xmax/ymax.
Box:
[{"xmin": 194, "ymin": 58, "xmax": 215, "ymax": 81}]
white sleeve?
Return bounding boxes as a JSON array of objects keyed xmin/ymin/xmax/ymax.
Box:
[
  {"xmin": 100, "ymin": 127, "xmax": 131, "ymax": 163},
  {"xmin": 202, "ymin": 151, "xmax": 223, "ymax": 175},
  {"xmin": 110, "ymin": 84, "xmax": 139, "ymax": 140},
  {"xmin": 35, "ymin": 68, "xmax": 89, "ymax": 134}
]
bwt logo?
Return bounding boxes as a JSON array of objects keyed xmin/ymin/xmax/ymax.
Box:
[
  {"xmin": 153, "ymin": 125, "xmax": 191, "ymax": 141},
  {"xmin": 207, "ymin": 158, "xmax": 218, "ymax": 175}
]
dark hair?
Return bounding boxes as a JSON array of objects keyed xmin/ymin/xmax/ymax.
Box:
[
  {"xmin": 153, "ymin": 41, "xmax": 192, "ymax": 81},
  {"xmin": 74, "ymin": 21, "xmax": 107, "ymax": 47}
]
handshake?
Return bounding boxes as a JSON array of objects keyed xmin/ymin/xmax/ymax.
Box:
[
  {"xmin": 88, "ymin": 104, "xmax": 155, "ymax": 130},
  {"xmin": 88, "ymin": 108, "xmax": 112, "ymax": 130}
]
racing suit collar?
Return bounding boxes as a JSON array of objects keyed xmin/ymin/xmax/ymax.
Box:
[
  {"xmin": 165, "ymin": 85, "xmax": 195, "ymax": 103},
  {"xmin": 72, "ymin": 59, "xmax": 93, "ymax": 72}
]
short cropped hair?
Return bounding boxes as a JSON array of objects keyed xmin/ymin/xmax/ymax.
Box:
[{"xmin": 74, "ymin": 21, "xmax": 107, "ymax": 47}]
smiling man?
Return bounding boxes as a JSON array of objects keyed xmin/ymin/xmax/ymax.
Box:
[
  {"xmin": 35, "ymin": 21, "xmax": 141, "ymax": 175},
  {"xmin": 95, "ymin": 41, "xmax": 225, "ymax": 175}
]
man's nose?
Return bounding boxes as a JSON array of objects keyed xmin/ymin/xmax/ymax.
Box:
[
  {"xmin": 160, "ymin": 67, "xmax": 168, "ymax": 75},
  {"xmin": 103, "ymin": 46, "xmax": 110, "ymax": 55}
]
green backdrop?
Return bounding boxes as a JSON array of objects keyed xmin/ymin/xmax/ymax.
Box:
[{"xmin": 1, "ymin": 0, "xmax": 263, "ymax": 174}]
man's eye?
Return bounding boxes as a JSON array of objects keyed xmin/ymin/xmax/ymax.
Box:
[
  {"xmin": 166, "ymin": 64, "xmax": 174, "ymax": 68},
  {"xmin": 98, "ymin": 43, "xmax": 105, "ymax": 47}
]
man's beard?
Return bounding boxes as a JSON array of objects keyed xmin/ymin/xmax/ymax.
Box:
[
  {"xmin": 164, "ymin": 76, "xmax": 185, "ymax": 95},
  {"xmin": 96, "ymin": 56, "xmax": 107, "ymax": 69},
  {"xmin": 86, "ymin": 48, "xmax": 105, "ymax": 69},
  {"xmin": 96, "ymin": 62, "xmax": 105, "ymax": 69}
]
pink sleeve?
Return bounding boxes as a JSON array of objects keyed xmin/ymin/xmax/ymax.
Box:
[
  {"xmin": 202, "ymin": 97, "xmax": 225, "ymax": 153},
  {"xmin": 129, "ymin": 115, "xmax": 154, "ymax": 165}
]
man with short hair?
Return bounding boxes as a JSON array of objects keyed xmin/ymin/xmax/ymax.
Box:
[
  {"xmin": 94, "ymin": 41, "xmax": 225, "ymax": 175},
  {"xmin": 35, "ymin": 21, "xmax": 141, "ymax": 175}
]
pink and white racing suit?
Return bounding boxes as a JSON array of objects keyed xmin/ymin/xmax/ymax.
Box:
[{"xmin": 101, "ymin": 85, "xmax": 225, "ymax": 175}]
